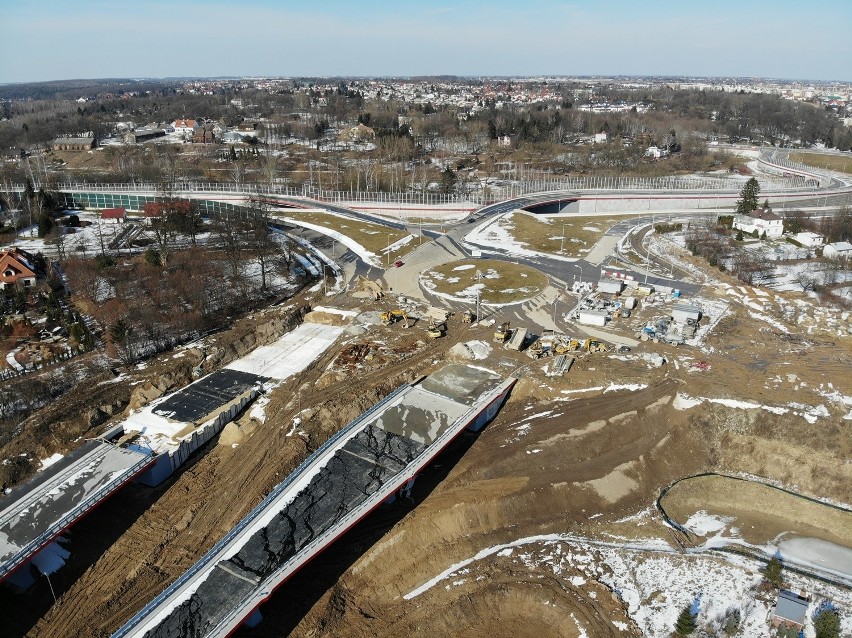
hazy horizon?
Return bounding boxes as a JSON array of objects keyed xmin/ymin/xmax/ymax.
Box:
[{"xmin": 1, "ymin": 0, "xmax": 850, "ymax": 84}]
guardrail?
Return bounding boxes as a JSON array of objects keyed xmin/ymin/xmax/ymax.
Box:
[
  {"xmin": 112, "ymin": 382, "xmax": 412, "ymax": 638},
  {"xmin": 0, "ymin": 446, "xmax": 153, "ymax": 580},
  {"xmin": 212, "ymin": 376, "xmax": 517, "ymax": 636}
]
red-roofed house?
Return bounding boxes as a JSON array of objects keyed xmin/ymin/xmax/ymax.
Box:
[
  {"xmin": 100, "ymin": 207, "xmax": 127, "ymax": 223},
  {"xmin": 172, "ymin": 119, "xmax": 199, "ymax": 139},
  {"xmin": 143, "ymin": 201, "xmax": 192, "ymax": 224},
  {"xmin": 0, "ymin": 248, "xmax": 37, "ymax": 289}
]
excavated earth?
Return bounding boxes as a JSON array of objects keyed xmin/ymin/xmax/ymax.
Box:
[{"xmin": 5, "ymin": 280, "xmax": 852, "ymax": 638}]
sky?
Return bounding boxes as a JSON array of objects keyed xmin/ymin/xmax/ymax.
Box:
[{"xmin": 0, "ymin": 0, "xmax": 850, "ymax": 84}]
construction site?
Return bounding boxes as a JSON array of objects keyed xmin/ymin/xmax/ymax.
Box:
[{"xmin": 1, "ymin": 194, "xmax": 851, "ymax": 638}]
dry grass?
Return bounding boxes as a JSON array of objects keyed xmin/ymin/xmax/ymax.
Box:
[
  {"xmin": 789, "ymin": 152, "xmax": 852, "ymax": 175},
  {"xmin": 661, "ymin": 474, "xmax": 852, "ymax": 547},
  {"xmin": 422, "ymin": 258, "xmax": 549, "ymax": 305},
  {"xmin": 498, "ymin": 212, "xmax": 619, "ymax": 257},
  {"xmin": 275, "ymin": 209, "xmax": 411, "ymax": 265}
]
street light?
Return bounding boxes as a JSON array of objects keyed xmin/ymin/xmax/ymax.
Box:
[
  {"xmin": 386, "ymin": 234, "xmax": 391, "ymax": 267},
  {"xmin": 560, "ymin": 222, "xmax": 567, "ymax": 254}
]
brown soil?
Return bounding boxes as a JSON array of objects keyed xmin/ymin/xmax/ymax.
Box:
[
  {"xmin": 661, "ymin": 474, "xmax": 852, "ymax": 546},
  {"xmin": 7, "ymin": 273, "xmax": 851, "ymax": 638}
]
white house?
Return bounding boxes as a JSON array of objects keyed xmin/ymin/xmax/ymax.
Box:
[
  {"xmin": 594, "ymin": 132, "xmax": 608, "ymax": 144},
  {"xmin": 824, "ymin": 241, "xmax": 852, "ymax": 260},
  {"xmin": 172, "ymin": 119, "xmax": 199, "ymax": 138},
  {"xmin": 792, "ymin": 232, "xmax": 824, "ymax": 248},
  {"xmin": 733, "ymin": 208, "xmax": 784, "ymax": 238},
  {"xmin": 644, "ymin": 145, "xmax": 666, "ymax": 159}
]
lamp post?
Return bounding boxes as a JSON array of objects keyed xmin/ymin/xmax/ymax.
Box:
[
  {"xmin": 560, "ymin": 222, "xmax": 567, "ymax": 254},
  {"xmin": 386, "ymin": 234, "xmax": 391, "ymax": 267}
]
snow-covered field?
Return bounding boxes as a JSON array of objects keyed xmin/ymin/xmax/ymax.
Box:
[
  {"xmin": 464, "ymin": 212, "xmax": 582, "ymax": 262},
  {"xmin": 404, "ymin": 531, "xmax": 852, "ymax": 638}
]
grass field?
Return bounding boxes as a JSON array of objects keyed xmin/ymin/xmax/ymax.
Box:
[
  {"xmin": 789, "ymin": 152, "xmax": 852, "ymax": 175},
  {"xmin": 421, "ymin": 259, "xmax": 549, "ymax": 305},
  {"xmin": 496, "ymin": 212, "xmax": 619, "ymax": 257},
  {"xmin": 276, "ymin": 209, "xmax": 412, "ymax": 265},
  {"xmin": 661, "ymin": 474, "xmax": 852, "ymax": 547}
]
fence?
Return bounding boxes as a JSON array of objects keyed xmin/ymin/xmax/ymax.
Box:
[{"xmin": 5, "ymin": 165, "xmax": 828, "ymax": 211}]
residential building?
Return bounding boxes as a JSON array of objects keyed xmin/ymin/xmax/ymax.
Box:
[
  {"xmin": 770, "ymin": 590, "xmax": 809, "ymax": 631},
  {"xmin": 824, "ymin": 241, "xmax": 852, "ymax": 260},
  {"xmin": 172, "ymin": 119, "xmax": 199, "ymax": 137},
  {"xmin": 0, "ymin": 248, "xmax": 38, "ymax": 289},
  {"xmin": 193, "ymin": 125, "xmax": 216, "ymax": 144},
  {"xmin": 792, "ymin": 231, "xmax": 824, "ymax": 247},
  {"xmin": 52, "ymin": 137, "xmax": 96, "ymax": 151},
  {"xmin": 733, "ymin": 208, "xmax": 784, "ymax": 238}
]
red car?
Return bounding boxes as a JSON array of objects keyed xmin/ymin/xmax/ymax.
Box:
[{"xmin": 393, "ymin": 260, "xmax": 404, "ymax": 268}]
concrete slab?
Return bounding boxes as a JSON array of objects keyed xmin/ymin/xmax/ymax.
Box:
[
  {"xmin": 418, "ymin": 363, "xmax": 503, "ymax": 406},
  {"xmin": 0, "ymin": 442, "xmax": 151, "ymax": 580}
]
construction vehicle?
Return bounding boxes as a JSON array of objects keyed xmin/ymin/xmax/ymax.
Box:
[
  {"xmin": 356, "ymin": 275, "xmax": 384, "ymax": 300},
  {"xmin": 462, "ymin": 309, "xmax": 476, "ymax": 324},
  {"xmin": 527, "ymin": 339, "xmax": 544, "ymax": 359},
  {"xmin": 380, "ymin": 309, "xmax": 409, "ymax": 328},
  {"xmin": 584, "ymin": 338, "xmax": 609, "ymax": 353},
  {"xmin": 507, "ymin": 327, "xmax": 528, "ymax": 351},
  {"xmin": 426, "ymin": 318, "xmax": 445, "ymax": 339},
  {"xmin": 493, "ymin": 321, "xmax": 511, "ymax": 343},
  {"xmin": 554, "ymin": 339, "xmax": 580, "ymax": 355}
]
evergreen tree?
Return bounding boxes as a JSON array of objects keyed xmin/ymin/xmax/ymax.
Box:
[
  {"xmin": 812, "ymin": 602, "xmax": 840, "ymax": 638},
  {"xmin": 439, "ymin": 166, "xmax": 457, "ymax": 195},
  {"xmin": 736, "ymin": 177, "xmax": 760, "ymax": 214},
  {"xmin": 763, "ymin": 554, "xmax": 784, "ymax": 587},
  {"xmin": 736, "ymin": 229, "xmax": 744, "ymax": 241},
  {"xmin": 674, "ymin": 604, "xmax": 697, "ymax": 636}
]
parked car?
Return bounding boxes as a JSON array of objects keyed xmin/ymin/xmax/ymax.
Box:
[{"xmin": 394, "ymin": 260, "xmax": 404, "ymax": 268}]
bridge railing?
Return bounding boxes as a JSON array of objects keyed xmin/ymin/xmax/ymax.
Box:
[{"xmin": 111, "ymin": 382, "xmax": 412, "ymax": 638}]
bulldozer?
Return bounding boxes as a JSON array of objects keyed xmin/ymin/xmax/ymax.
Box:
[
  {"xmin": 426, "ymin": 318, "xmax": 445, "ymax": 339},
  {"xmin": 584, "ymin": 338, "xmax": 609, "ymax": 353},
  {"xmin": 462, "ymin": 309, "xmax": 476, "ymax": 324},
  {"xmin": 554, "ymin": 339, "xmax": 580, "ymax": 354},
  {"xmin": 356, "ymin": 275, "xmax": 384, "ymax": 301},
  {"xmin": 493, "ymin": 321, "xmax": 511, "ymax": 343},
  {"xmin": 527, "ymin": 339, "xmax": 544, "ymax": 359},
  {"xmin": 380, "ymin": 309, "xmax": 409, "ymax": 328}
]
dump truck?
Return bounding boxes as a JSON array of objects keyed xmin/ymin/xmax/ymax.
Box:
[
  {"xmin": 493, "ymin": 322, "xmax": 511, "ymax": 343},
  {"xmin": 462, "ymin": 309, "xmax": 476, "ymax": 324},
  {"xmin": 507, "ymin": 327, "xmax": 528, "ymax": 351}
]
